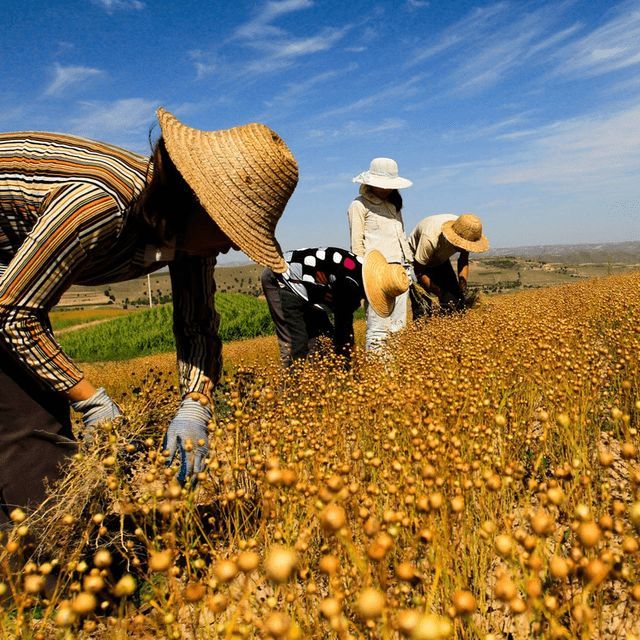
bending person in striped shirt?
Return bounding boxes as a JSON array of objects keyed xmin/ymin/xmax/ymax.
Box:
[{"xmin": 0, "ymin": 108, "xmax": 298, "ymax": 521}]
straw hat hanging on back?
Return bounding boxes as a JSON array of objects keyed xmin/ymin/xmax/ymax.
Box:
[
  {"xmin": 363, "ymin": 250, "xmax": 410, "ymax": 317},
  {"xmin": 442, "ymin": 214, "xmax": 489, "ymax": 253},
  {"xmin": 157, "ymin": 108, "xmax": 298, "ymax": 273},
  {"xmin": 353, "ymin": 157, "xmax": 413, "ymax": 190}
]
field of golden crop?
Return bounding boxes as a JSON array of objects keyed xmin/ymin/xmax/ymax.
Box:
[
  {"xmin": 81, "ymin": 321, "xmax": 366, "ymax": 397},
  {"xmin": 1, "ymin": 273, "xmax": 639, "ymax": 639}
]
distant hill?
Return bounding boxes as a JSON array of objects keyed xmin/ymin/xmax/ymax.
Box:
[{"xmin": 485, "ymin": 241, "xmax": 640, "ymax": 265}]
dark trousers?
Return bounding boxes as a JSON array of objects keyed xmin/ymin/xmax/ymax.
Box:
[
  {"xmin": 261, "ymin": 269, "xmax": 332, "ymax": 367},
  {"xmin": 0, "ymin": 354, "xmax": 76, "ymax": 527},
  {"xmin": 411, "ymin": 260, "xmax": 465, "ymax": 320}
]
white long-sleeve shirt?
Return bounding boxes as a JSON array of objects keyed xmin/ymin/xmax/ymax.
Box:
[{"xmin": 348, "ymin": 185, "xmax": 413, "ymax": 264}]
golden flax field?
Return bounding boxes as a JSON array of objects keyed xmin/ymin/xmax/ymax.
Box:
[{"xmin": 1, "ymin": 272, "xmax": 640, "ymax": 640}]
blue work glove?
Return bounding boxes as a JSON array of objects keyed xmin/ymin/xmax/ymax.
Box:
[
  {"xmin": 72, "ymin": 387, "xmax": 122, "ymax": 433},
  {"xmin": 71, "ymin": 387, "xmax": 122, "ymax": 445},
  {"xmin": 163, "ymin": 397, "xmax": 211, "ymax": 485}
]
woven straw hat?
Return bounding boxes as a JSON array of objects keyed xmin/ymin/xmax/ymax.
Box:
[
  {"xmin": 353, "ymin": 157, "xmax": 413, "ymax": 189},
  {"xmin": 363, "ymin": 250, "xmax": 410, "ymax": 318},
  {"xmin": 157, "ymin": 108, "xmax": 298, "ymax": 273},
  {"xmin": 441, "ymin": 214, "xmax": 489, "ymax": 253}
]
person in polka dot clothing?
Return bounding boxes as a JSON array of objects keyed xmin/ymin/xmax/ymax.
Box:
[{"xmin": 261, "ymin": 247, "xmax": 365, "ymax": 367}]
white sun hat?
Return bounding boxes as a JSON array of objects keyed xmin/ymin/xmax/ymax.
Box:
[{"xmin": 352, "ymin": 157, "xmax": 413, "ymax": 189}]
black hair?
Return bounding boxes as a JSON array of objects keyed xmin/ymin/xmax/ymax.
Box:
[
  {"xmin": 388, "ymin": 189, "xmax": 403, "ymax": 212},
  {"xmin": 131, "ymin": 137, "xmax": 201, "ymax": 245}
]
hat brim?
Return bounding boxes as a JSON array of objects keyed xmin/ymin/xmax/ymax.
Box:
[
  {"xmin": 353, "ymin": 172, "xmax": 413, "ymax": 190},
  {"xmin": 158, "ymin": 108, "xmax": 298, "ymax": 273},
  {"xmin": 363, "ymin": 250, "xmax": 395, "ymax": 318},
  {"xmin": 441, "ymin": 221, "xmax": 489, "ymax": 253}
]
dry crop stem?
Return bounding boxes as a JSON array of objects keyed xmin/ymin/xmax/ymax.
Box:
[{"xmin": 1, "ymin": 273, "xmax": 639, "ymax": 639}]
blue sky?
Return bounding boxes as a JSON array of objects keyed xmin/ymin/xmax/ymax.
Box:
[{"xmin": 3, "ymin": 0, "xmax": 640, "ymax": 259}]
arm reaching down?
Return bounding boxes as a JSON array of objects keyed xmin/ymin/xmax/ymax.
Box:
[{"xmin": 166, "ymin": 253, "xmax": 221, "ymax": 483}]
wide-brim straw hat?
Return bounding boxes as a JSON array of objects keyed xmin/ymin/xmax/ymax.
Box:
[
  {"xmin": 363, "ymin": 250, "xmax": 410, "ymax": 318},
  {"xmin": 442, "ymin": 213, "xmax": 489, "ymax": 253},
  {"xmin": 352, "ymin": 157, "xmax": 412, "ymax": 190},
  {"xmin": 157, "ymin": 108, "xmax": 298, "ymax": 273}
]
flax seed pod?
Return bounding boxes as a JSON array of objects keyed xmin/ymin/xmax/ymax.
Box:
[
  {"xmin": 265, "ymin": 546, "xmax": 297, "ymax": 583},
  {"xmin": 577, "ymin": 522, "xmax": 601, "ymax": 548},
  {"xmin": 356, "ymin": 588, "xmax": 385, "ymax": 620},
  {"xmin": 452, "ymin": 590, "xmax": 476, "ymax": 615},
  {"xmin": 71, "ymin": 592, "xmax": 97, "ymax": 616},
  {"xmin": 237, "ymin": 550, "xmax": 260, "ymax": 573},
  {"xmin": 214, "ymin": 559, "xmax": 238, "ymax": 583},
  {"xmin": 319, "ymin": 504, "xmax": 346, "ymax": 533},
  {"xmin": 149, "ymin": 550, "xmax": 173, "ymax": 573}
]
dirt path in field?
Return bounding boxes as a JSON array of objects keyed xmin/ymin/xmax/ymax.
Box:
[{"xmin": 56, "ymin": 318, "xmax": 115, "ymax": 335}]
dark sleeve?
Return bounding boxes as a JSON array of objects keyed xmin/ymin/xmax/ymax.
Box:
[{"xmin": 169, "ymin": 254, "xmax": 221, "ymax": 399}]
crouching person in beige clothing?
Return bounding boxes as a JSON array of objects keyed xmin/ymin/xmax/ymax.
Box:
[{"xmin": 408, "ymin": 214, "xmax": 489, "ymax": 318}]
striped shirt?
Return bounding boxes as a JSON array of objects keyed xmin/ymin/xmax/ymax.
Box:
[{"xmin": 0, "ymin": 131, "xmax": 221, "ymax": 398}]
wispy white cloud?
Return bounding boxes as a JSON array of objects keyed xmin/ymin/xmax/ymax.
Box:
[
  {"xmin": 408, "ymin": 2, "xmax": 580, "ymax": 95},
  {"xmin": 44, "ymin": 63, "xmax": 103, "ymax": 97},
  {"xmin": 494, "ymin": 120, "xmax": 567, "ymax": 141},
  {"xmin": 54, "ymin": 41, "xmax": 75, "ymax": 56},
  {"xmin": 442, "ymin": 113, "xmax": 534, "ymax": 142},
  {"xmin": 342, "ymin": 25, "xmax": 377, "ymax": 54},
  {"xmin": 68, "ymin": 98, "xmax": 157, "ymax": 143},
  {"xmin": 608, "ymin": 72, "xmax": 640, "ymax": 94},
  {"xmin": 255, "ymin": 28, "xmax": 349, "ymax": 59},
  {"xmin": 526, "ymin": 23, "xmax": 582, "ymax": 58},
  {"xmin": 488, "ymin": 104, "xmax": 640, "ymax": 186},
  {"xmin": 405, "ymin": 0, "xmax": 429, "ymax": 11},
  {"xmin": 409, "ymin": 2, "xmax": 509, "ymax": 66},
  {"xmin": 91, "ymin": 0, "xmax": 145, "ymax": 12},
  {"xmin": 243, "ymin": 58, "xmax": 295, "ymax": 75},
  {"xmin": 309, "ymin": 117, "xmax": 407, "ymax": 140},
  {"xmin": 412, "ymin": 159, "xmax": 508, "ymax": 189},
  {"xmin": 231, "ymin": 0, "xmax": 351, "ymax": 76},
  {"xmin": 555, "ymin": 0, "xmax": 640, "ymax": 78},
  {"xmin": 0, "ymin": 103, "xmax": 28, "ymax": 127},
  {"xmin": 264, "ymin": 64, "xmax": 358, "ymax": 110},
  {"xmin": 451, "ymin": 7, "xmax": 579, "ymax": 93},
  {"xmin": 235, "ymin": 0, "xmax": 314, "ymax": 39},
  {"xmin": 188, "ymin": 50, "xmax": 218, "ymax": 79},
  {"xmin": 409, "ymin": 0, "xmax": 640, "ymax": 97},
  {"xmin": 314, "ymin": 74, "xmax": 426, "ymax": 120}
]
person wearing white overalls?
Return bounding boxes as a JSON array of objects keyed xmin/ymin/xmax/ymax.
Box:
[{"xmin": 348, "ymin": 158, "xmax": 413, "ymax": 351}]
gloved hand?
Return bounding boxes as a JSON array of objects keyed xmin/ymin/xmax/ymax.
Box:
[
  {"xmin": 163, "ymin": 397, "xmax": 211, "ymax": 485},
  {"xmin": 72, "ymin": 387, "xmax": 122, "ymax": 432}
]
